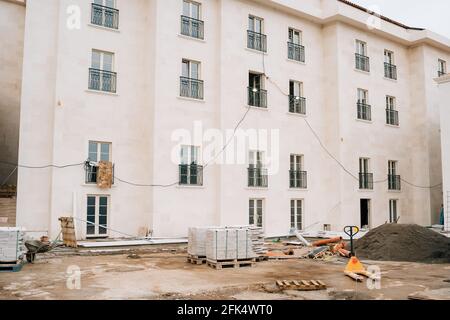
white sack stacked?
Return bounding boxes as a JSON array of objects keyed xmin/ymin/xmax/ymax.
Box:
[
  {"xmin": 206, "ymin": 227, "xmax": 257, "ymax": 261},
  {"xmin": 0, "ymin": 227, "xmax": 26, "ymax": 263}
]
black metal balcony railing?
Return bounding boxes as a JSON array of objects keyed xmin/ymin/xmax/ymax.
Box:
[
  {"xmin": 438, "ymin": 71, "xmax": 445, "ymax": 77},
  {"xmin": 289, "ymin": 96, "xmax": 306, "ymax": 115},
  {"xmin": 386, "ymin": 109, "xmax": 399, "ymax": 126},
  {"xmin": 388, "ymin": 174, "xmax": 401, "ymax": 191},
  {"xmin": 248, "ymin": 167, "xmax": 268, "ymax": 188},
  {"xmin": 91, "ymin": 3, "xmax": 119, "ymax": 29},
  {"xmin": 357, "ymin": 102, "xmax": 371, "ymax": 121},
  {"xmin": 89, "ymin": 68, "xmax": 117, "ymax": 93},
  {"xmin": 180, "ymin": 15, "xmax": 204, "ymax": 40},
  {"xmin": 355, "ymin": 53, "xmax": 370, "ymax": 72},
  {"xmin": 85, "ymin": 163, "xmax": 115, "ymax": 185},
  {"xmin": 179, "ymin": 164, "xmax": 203, "ymax": 186},
  {"xmin": 384, "ymin": 62, "xmax": 397, "ymax": 80},
  {"xmin": 247, "ymin": 30, "xmax": 267, "ymax": 52},
  {"xmin": 359, "ymin": 173, "xmax": 373, "ymax": 190},
  {"xmin": 248, "ymin": 87, "xmax": 267, "ymax": 108},
  {"xmin": 287, "ymin": 42, "xmax": 305, "ymax": 63},
  {"xmin": 289, "ymin": 170, "xmax": 307, "ymax": 189},
  {"xmin": 180, "ymin": 77, "xmax": 204, "ymax": 100}
]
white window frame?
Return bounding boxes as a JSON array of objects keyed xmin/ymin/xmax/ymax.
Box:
[
  {"xmin": 180, "ymin": 145, "xmax": 200, "ymax": 165},
  {"xmin": 359, "ymin": 158, "xmax": 370, "ymax": 174},
  {"xmin": 290, "ymin": 154, "xmax": 303, "ymax": 171},
  {"xmin": 289, "ymin": 80, "xmax": 303, "ymax": 97},
  {"xmin": 94, "ymin": 0, "xmax": 116, "ymax": 8},
  {"xmin": 88, "ymin": 141, "xmax": 112, "ymax": 163},
  {"xmin": 182, "ymin": 59, "xmax": 201, "ymax": 80},
  {"xmin": 183, "ymin": 0, "xmax": 201, "ymax": 20},
  {"xmin": 386, "ymin": 96, "xmax": 396, "ymax": 110},
  {"xmin": 384, "ymin": 50, "xmax": 394, "ymax": 64},
  {"xmin": 290, "ymin": 199, "xmax": 303, "ymax": 231},
  {"xmin": 248, "ymin": 15, "xmax": 264, "ymax": 33},
  {"xmin": 389, "ymin": 199, "xmax": 398, "ymax": 223},
  {"xmin": 357, "ymin": 88, "xmax": 368, "ymax": 104},
  {"xmin": 288, "ymin": 28, "xmax": 302, "ymax": 45},
  {"xmin": 356, "ymin": 40, "xmax": 367, "ymax": 56},
  {"xmin": 388, "ymin": 160, "xmax": 397, "ymax": 176},
  {"xmin": 249, "ymin": 150, "xmax": 265, "ymax": 168},
  {"xmin": 249, "ymin": 198, "xmax": 264, "ymax": 228},
  {"xmin": 86, "ymin": 195, "xmax": 110, "ymax": 238},
  {"xmin": 439, "ymin": 59, "xmax": 447, "ymax": 74},
  {"xmin": 92, "ymin": 50, "xmax": 114, "ymax": 72}
]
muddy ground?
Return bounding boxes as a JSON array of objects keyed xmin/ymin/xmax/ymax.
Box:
[{"xmin": 1, "ymin": 245, "xmax": 450, "ymax": 300}]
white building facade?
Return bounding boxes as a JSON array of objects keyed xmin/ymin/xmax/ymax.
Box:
[{"xmin": 12, "ymin": 0, "xmax": 450, "ymax": 239}]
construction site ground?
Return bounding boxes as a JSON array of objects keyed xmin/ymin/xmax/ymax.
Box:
[{"xmin": 1, "ymin": 243, "xmax": 450, "ymax": 300}]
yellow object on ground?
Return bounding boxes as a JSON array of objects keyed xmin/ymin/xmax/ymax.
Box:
[{"xmin": 345, "ymin": 256, "xmax": 366, "ymax": 273}]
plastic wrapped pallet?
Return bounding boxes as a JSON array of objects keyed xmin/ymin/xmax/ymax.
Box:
[
  {"xmin": 0, "ymin": 227, "xmax": 26, "ymax": 263},
  {"xmin": 206, "ymin": 228, "xmax": 257, "ymax": 261},
  {"xmin": 188, "ymin": 227, "xmax": 215, "ymax": 256}
]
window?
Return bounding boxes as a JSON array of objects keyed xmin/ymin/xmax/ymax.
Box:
[
  {"xmin": 357, "ymin": 89, "xmax": 371, "ymax": 121},
  {"xmin": 287, "ymin": 28, "xmax": 304, "ymax": 62},
  {"xmin": 386, "ymin": 96, "xmax": 399, "ymax": 126},
  {"xmin": 389, "ymin": 199, "xmax": 398, "ymax": 223},
  {"xmin": 249, "ymin": 199, "xmax": 264, "ymax": 227},
  {"xmin": 438, "ymin": 59, "xmax": 447, "ymax": 77},
  {"xmin": 89, "ymin": 50, "xmax": 116, "ymax": 93},
  {"xmin": 289, "ymin": 81, "xmax": 306, "ymax": 114},
  {"xmin": 91, "ymin": 0, "xmax": 119, "ymax": 29},
  {"xmin": 179, "ymin": 145, "xmax": 203, "ymax": 185},
  {"xmin": 359, "ymin": 158, "xmax": 373, "ymax": 190},
  {"xmin": 289, "ymin": 154, "xmax": 307, "ymax": 189},
  {"xmin": 355, "ymin": 40, "xmax": 370, "ymax": 72},
  {"xmin": 290, "ymin": 199, "xmax": 303, "ymax": 231},
  {"xmin": 86, "ymin": 141, "xmax": 112, "ymax": 184},
  {"xmin": 180, "ymin": 59, "xmax": 203, "ymax": 99},
  {"xmin": 86, "ymin": 195, "xmax": 109, "ymax": 237},
  {"xmin": 248, "ymin": 72, "xmax": 267, "ymax": 108},
  {"xmin": 247, "ymin": 15, "xmax": 266, "ymax": 52},
  {"xmin": 388, "ymin": 160, "xmax": 401, "ymax": 190},
  {"xmin": 384, "ymin": 50, "xmax": 397, "ymax": 79},
  {"xmin": 248, "ymin": 151, "xmax": 268, "ymax": 187},
  {"xmin": 181, "ymin": 0, "xmax": 204, "ymax": 39}
]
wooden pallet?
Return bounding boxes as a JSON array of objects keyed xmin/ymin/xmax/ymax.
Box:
[
  {"xmin": 255, "ymin": 255, "xmax": 269, "ymax": 262},
  {"xmin": 0, "ymin": 262, "xmax": 23, "ymax": 273},
  {"xmin": 207, "ymin": 258, "xmax": 256, "ymax": 270},
  {"xmin": 276, "ymin": 280, "xmax": 327, "ymax": 291},
  {"xmin": 187, "ymin": 254, "xmax": 206, "ymax": 265}
]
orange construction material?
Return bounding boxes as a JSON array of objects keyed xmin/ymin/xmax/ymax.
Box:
[
  {"xmin": 338, "ymin": 248, "xmax": 351, "ymax": 257},
  {"xmin": 332, "ymin": 242, "xmax": 345, "ymax": 253},
  {"xmin": 312, "ymin": 237, "xmax": 343, "ymax": 247},
  {"xmin": 345, "ymin": 256, "xmax": 366, "ymax": 273}
]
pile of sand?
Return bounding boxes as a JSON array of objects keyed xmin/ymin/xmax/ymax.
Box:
[{"xmin": 352, "ymin": 224, "xmax": 450, "ymax": 263}]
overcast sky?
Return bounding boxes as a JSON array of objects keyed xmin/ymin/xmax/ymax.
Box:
[{"xmin": 350, "ymin": 0, "xmax": 450, "ymax": 39}]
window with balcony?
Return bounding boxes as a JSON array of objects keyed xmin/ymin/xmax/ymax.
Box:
[
  {"xmin": 359, "ymin": 158, "xmax": 373, "ymax": 190},
  {"xmin": 247, "ymin": 15, "xmax": 266, "ymax": 52},
  {"xmin": 181, "ymin": 0, "xmax": 204, "ymax": 39},
  {"xmin": 388, "ymin": 160, "xmax": 401, "ymax": 191},
  {"xmin": 248, "ymin": 151, "xmax": 268, "ymax": 188},
  {"xmin": 289, "ymin": 154, "xmax": 307, "ymax": 189},
  {"xmin": 85, "ymin": 141, "xmax": 112, "ymax": 184},
  {"xmin": 386, "ymin": 96, "xmax": 399, "ymax": 126},
  {"xmin": 438, "ymin": 59, "xmax": 447, "ymax": 77},
  {"xmin": 357, "ymin": 88, "xmax": 371, "ymax": 121},
  {"xmin": 355, "ymin": 40, "xmax": 370, "ymax": 72},
  {"xmin": 384, "ymin": 50, "xmax": 397, "ymax": 80},
  {"xmin": 289, "ymin": 81, "xmax": 306, "ymax": 115},
  {"xmin": 290, "ymin": 199, "xmax": 303, "ymax": 231},
  {"xmin": 86, "ymin": 195, "xmax": 109, "ymax": 237},
  {"xmin": 389, "ymin": 199, "xmax": 399, "ymax": 223},
  {"xmin": 249, "ymin": 199, "xmax": 264, "ymax": 228},
  {"xmin": 89, "ymin": 50, "xmax": 116, "ymax": 93},
  {"xmin": 91, "ymin": 0, "xmax": 119, "ymax": 29},
  {"xmin": 180, "ymin": 59, "xmax": 203, "ymax": 99},
  {"xmin": 248, "ymin": 72, "xmax": 267, "ymax": 108},
  {"xmin": 179, "ymin": 145, "xmax": 203, "ymax": 186},
  {"xmin": 287, "ymin": 28, "xmax": 304, "ymax": 62}
]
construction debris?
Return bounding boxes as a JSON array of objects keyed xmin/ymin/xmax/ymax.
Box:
[
  {"xmin": 353, "ymin": 224, "xmax": 450, "ymax": 263},
  {"xmin": 97, "ymin": 161, "xmax": 113, "ymax": 189},
  {"xmin": 276, "ymin": 280, "xmax": 327, "ymax": 291},
  {"xmin": 0, "ymin": 227, "xmax": 26, "ymax": 263}
]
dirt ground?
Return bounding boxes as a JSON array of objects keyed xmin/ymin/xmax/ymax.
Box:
[{"xmin": 1, "ymin": 245, "xmax": 450, "ymax": 300}]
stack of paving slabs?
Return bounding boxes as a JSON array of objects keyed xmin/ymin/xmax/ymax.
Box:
[
  {"xmin": 97, "ymin": 161, "xmax": 113, "ymax": 189},
  {"xmin": 0, "ymin": 227, "xmax": 26, "ymax": 263},
  {"xmin": 188, "ymin": 227, "xmax": 214, "ymax": 256},
  {"xmin": 225, "ymin": 225, "xmax": 267, "ymax": 257},
  {"xmin": 206, "ymin": 227, "xmax": 257, "ymax": 261}
]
